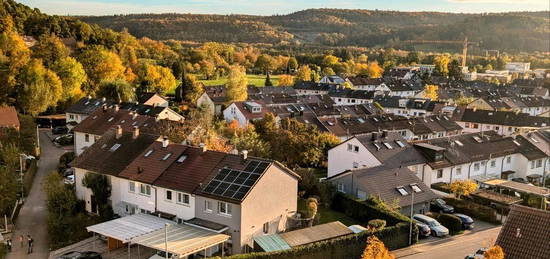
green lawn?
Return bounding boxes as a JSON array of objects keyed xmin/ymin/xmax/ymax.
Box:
[
  {"xmin": 199, "ymin": 74, "xmax": 280, "ymax": 87},
  {"xmin": 297, "ymin": 199, "xmax": 362, "ymax": 227}
]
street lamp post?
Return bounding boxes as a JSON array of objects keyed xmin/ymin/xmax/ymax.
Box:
[
  {"xmin": 19, "ymin": 154, "xmax": 25, "ymax": 199},
  {"xmin": 409, "ymin": 190, "xmax": 415, "ymax": 246},
  {"xmin": 165, "ymin": 223, "xmax": 170, "ymax": 259}
]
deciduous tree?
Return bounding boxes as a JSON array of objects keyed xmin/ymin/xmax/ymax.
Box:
[
  {"xmin": 183, "ymin": 74, "xmax": 204, "ymax": 103},
  {"xmin": 484, "ymin": 245, "xmax": 504, "ymax": 259},
  {"xmin": 138, "ymin": 63, "xmax": 177, "ymax": 94},
  {"xmin": 424, "ymin": 85, "xmax": 439, "ymax": 100},
  {"xmin": 449, "ymin": 179, "xmax": 478, "ymax": 199},
  {"xmin": 17, "ymin": 59, "xmax": 62, "ymax": 115},
  {"xmin": 296, "ymin": 65, "xmax": 312, "ymax": 82},
  {"xmin": 278, "ymin": 74, "xmax": 295, "ymax": 86},
  {"xmin": 0, "ymin": 19, "xmax": 31, "ymax": 101},
  {"xmin": 434, "ymin": 54, "xmax": 451, "ymax": 76},
  {"xmin": 226, "ymin": 65, "xmax": 248, "ymax": 102},
  {"xmin": 32, "ymin": 34, "xmax": 69, "ymax": 66},
  {"xmin": 361, "ymin": 235, "xmax": 395, "ymax": 259},
  {"xmin": 78, "ymin": 46, "xmax": 126, "ymax": 93},
  {"xmin": 51, "ymin": 57, "xmax": 87, "ymax": 101},
  {"xmin": 97, "ymin": 79, "xmax": 135, "ymax": 103}
]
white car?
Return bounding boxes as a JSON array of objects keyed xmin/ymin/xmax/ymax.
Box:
[
  {"xmin": 64, "ymin": 174, "xmax": 75, "ymax": 185},
  {"xmin": 412, "ymin": 214, "xmax": 449, "ymax": 237}
]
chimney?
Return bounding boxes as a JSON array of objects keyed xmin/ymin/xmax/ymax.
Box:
[
  {"xmin": 473, "ymin": 107, "xmax": 477, "ymax": 112},
  {"xmin": 114, "ymin": 104, "xmax": 119, "ymax": 112},
  {"xmin": 242, "ymin": 150, "xmax": 248, "ymax": 160},
  {"xmin": 155, "ymin": 115, "xmax": 160, "ymax": 122},
  {"xmin": 162, "ymin": 137, "xmax": 169, "ymax": 148},
  {"xmin": 102, "ymin": 97, "xmax": 106, "ymax": 102},
  {"xmin": 115, "ymin": 125, "xmax": 123, "ymax": 139},
  {"xmin": 132, "ymin": 126, "xmax": 139, "ymax": 139},
  {"xmin": 132, "ymin": 112, "xmax": 138, "ymax": 120},
  {"xmin": 382, "ymin": 130, "xmax": 388, "ymax": 138},
  {"xmin": 371, "ymin": 132, "xmax": 378, "ymax": 141},
  {"xmin": 199, "ymin": 143, "xmax": 207, "ymax": 153},
  {"xmin": 102, "ymin": 105, "xmax": 107, "ymax": 112}
]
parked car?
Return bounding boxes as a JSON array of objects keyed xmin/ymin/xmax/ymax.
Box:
[
  {"xmin": 64, "ymin": 174, "xmax": 75, "ymax": 185},
  {"xmin": 453, "ymin": 213, "xmax": 474, "ymax": 229},
  {"xmin": 414, "ymin": 221, "xmax": 431, "ymax": 238},
  {"xmin": 412, "ymin": 214, "xmax": 449, "ymax": 237},
  {"xmin": 54, "ymin": 133, "xmax": 74, "ymax": 146},
  {"xmin": 57, "ymin": 251, "xmax": 102, "ymax": 259},
  {"xmin": 52, "ymin": 126, "xmax": 69, "ymax": 135},
  {"xmin": 431, "ymin": 198, "xmax": 454, "ymax": 213},
  {"xmin": 149, "ymin": 251, "xmax": 175, "ymax": 259}
]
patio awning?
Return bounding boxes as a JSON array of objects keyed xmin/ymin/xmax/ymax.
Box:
[
  {"xmin": 131, "ymin": 223, "xmax": 230, "ymax": 257},
  {"xmin": 86, "ymin": 214, "xmax": 173, "ymax": 243},
  {"xmin": 253, "ymin": 234, "xmax": 291, "ymax": 252}
]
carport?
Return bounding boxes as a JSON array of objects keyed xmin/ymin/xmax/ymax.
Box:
[
  {"xmin": 480, "ymin": 179, "xmax": 550, "ymax": 210},
  {"xmin": 131, "ymin": 223, "xmax": 230, "ymax": 258}
]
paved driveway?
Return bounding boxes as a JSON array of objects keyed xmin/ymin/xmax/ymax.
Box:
[{"xmin": 7, "ymin": 130, "xmax": 67, "ymax": 259}]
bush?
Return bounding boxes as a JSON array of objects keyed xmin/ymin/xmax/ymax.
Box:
[
  {"xmin": 431, "ymin": 182, "xmax": 451, "ymax": 193},
  {"xmin": 0, "ymin": 243, "xmax": 6, "ymax": 259},
  {"xmin": 58, "ymin": 152, "xmax": 75, "ymax": 173},
  {"xmin": 436, "ymin": 214, "xmax": 463, "ymax": 235},
  {"xmin": 443, "ymin": 197, "xmax": 500, "ymax": 224},
  {"xmin": 367, "ymin": 219, "xmax": 386, "ymax": 231}
]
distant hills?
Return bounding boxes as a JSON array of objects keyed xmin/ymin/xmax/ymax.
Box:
[{"xmin": 80, "ymin": 9, "xmax": 550, "ymax": 52}]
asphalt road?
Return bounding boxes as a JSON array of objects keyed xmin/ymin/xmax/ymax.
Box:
[
  {"xmin": 394, "ymin": 227, "xmax": 501, "ymax": 259},
  {"xmin": 7, "ymin": 130, "xmax": 67, "ymax": 259}
]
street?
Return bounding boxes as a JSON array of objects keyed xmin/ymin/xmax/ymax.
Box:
[
  {"xmin": 394, "ymin": 227, "xmax": 501, "ymax": 259},
  {"xmin": 7, "ymin": 130, "xmax": 67, "ymax": 259}
]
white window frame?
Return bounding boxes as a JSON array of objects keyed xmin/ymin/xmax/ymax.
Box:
[
  {"xmin": 474, "ymin": 163, "xmax": 480, "ymax": 171},
  {"xmin": 506, "ymin": 156, "xmax": 511, "ymax": 164},
  {"xmin": 455, "ymin": 167, "xmax": 462, "ymax": 175},
  {"xmin": 85, "ymin": 134, "xmax": 90, "ymax": 142},
  {"xmin": 437, "ymin": 169, "xmax": 443, "ymax": 179},
  {"xmin": 490, "ymin": 160, "xmax": 496, "ymax": 168},
  {"xmin": 337, "ymin": 183, "xmax": 344, "ymax": 193},
  {"xmin": 204, "ymin": 200, "xmax": 212, "ymax": 213},
  {"xmin": 177, "ymin": 192, "xmax": 190, "ymax": 205},
  {"xmin": 218, "ymin": 202, "xmax": 232, "ymax": 217},
  {"xmin": 166, "ymin": 190, "xmax": 172, "ymax": 201},
  {"xmin": 129, "ymin": 181, "xmax": 135, "ymax": 193},
  {"xmin": 139, "ymin": 184, "xmax": 151, "ymax": 196}
]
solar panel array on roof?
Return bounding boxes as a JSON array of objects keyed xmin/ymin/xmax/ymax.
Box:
[{"xmin": 202, "ymin": 160, "xmax": 270, "ymax": 201}]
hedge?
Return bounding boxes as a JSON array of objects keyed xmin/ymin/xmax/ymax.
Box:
[
  {"xmin": 431, "ymin": 182, "xmax": 451, "ymax": 193},
  {"xmin": 0, "ymin": 243, "xmax": 6, "ymax": 259},
  {"xmin": 436, "ymin": 214, "xmax": 463, "ymax": 235},
  {"xmin": 443, "ymin": 197, "xmax": 500, "ymax": 224},
  {"xmin": 23, "ymin": 159, "xmax": 38, "ymax": 195},
  {"xmin": 219, "ymin": 223, "xmax": 412, "ymax": 259},
  {"xmin": 331, "ymin": 193, "xmax": 412, "ymax": 226}
]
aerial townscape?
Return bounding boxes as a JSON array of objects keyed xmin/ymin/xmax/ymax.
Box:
[{"xmin": 0, "ymin": 0, "xmax": 549, "ymax": 258}]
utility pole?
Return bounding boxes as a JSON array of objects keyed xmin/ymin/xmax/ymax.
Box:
[
  {"xmin": 409, "ymin": 190, "xmax": 415, "ymax": 246},
  {"xmin": 165, "ymin": 223, "xmax": 170, "ymax": 259},
  {"xmin": 19, "ymin": 154, "xmax": 24, "ymax": 199}
]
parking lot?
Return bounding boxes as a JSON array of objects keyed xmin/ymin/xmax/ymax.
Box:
[{"xmin": 417, "ymin": 218, "xmax": 498, "ymax": 244}]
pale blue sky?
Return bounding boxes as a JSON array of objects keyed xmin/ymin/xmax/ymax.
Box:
[{"xmin": 19, "ymin": 0, "xmax": 549, "ymax": 16}]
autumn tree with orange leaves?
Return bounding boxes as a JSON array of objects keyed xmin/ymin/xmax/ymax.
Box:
[{"xmin": 361, "ymin": 235, "xmax": 395, "ymax": 259}]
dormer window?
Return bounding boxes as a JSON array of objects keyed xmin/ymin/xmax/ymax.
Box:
[
  {"xmin": 162, "ymin": 153, "xmax": 172, "ymax": 161},
  {"xmin": 109, "ymin": 144, "xmax": 121, "ymax": 152},
  {"xmin": 108, "ymin": 117, "xmax": 114, "ymax": 122},
  {"xmin": 454, "ymin": 140, "xmax": 464, "ymax": 146},
  {"xmin": 395, "ymin": 140, "xmax": 405, "ymax": 147},
  {"xmin": 410, "ymin": 184, "xmax": 422, "ymax": 193},
  {"xmin": 177, "ymin": 155, "xmax": 187, "ymax": 163},
  {"xmin": 144, "ymin": 149, "xmax": 154, "ymax": 157},
  {"xmin": 383, "ymin": 142, "xmax": 393, "ymax": 149}
]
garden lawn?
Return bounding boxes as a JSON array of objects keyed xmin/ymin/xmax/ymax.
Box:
[
  {"xmin": 199, "ymin": 74, "xmax": 280, "ymax": 87},
  {"xmin": 298, "ymin": 199, "xmax": 361, "ymax": 227}
]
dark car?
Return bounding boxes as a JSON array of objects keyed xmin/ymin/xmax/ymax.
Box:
[
  {"xmin": 54, "ymin": 133, "xmax": 74, "ymax": 146},
  {"xmin": 415, "ymin": 221, "xmax": 431, "ymax": 238},
  {"xmin": 453, "ymin": 213, "xmax": 474, "ymax": 229},
  {"xmin": 431, "ymin": 198, "xmax": 454, "ymax": 213},
  {"xmin": 52, "ymin": 126, "xmax": 69, "ymax": 135},
  {"xmin": 57, "ymin": 251, "xmax": 102, "ymax": 259}
]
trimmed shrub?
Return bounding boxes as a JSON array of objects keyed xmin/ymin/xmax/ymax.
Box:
[
  {"xmin": 431, "ymin": 182, "xmax": 451, "ymax": 193},
  {"xmin": 23, "ymin": 159, "xmax": 37, "ymax": 195},
  {"xmin": 436, "ymin": 214, "xmax": 462, "ymax": 235},
  {"xmin": 367, "ymin": 219, "xmax": 386, "ymax": 231},
  {"xmin": 443, "ymin": 197, "xmax": 500, "ymax": 224},
  {"xmin": 58, "ymin": 152, "xmax": 75, "ymax": 172}
]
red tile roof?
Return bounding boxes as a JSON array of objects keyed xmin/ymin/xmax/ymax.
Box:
[
  {"xmin": 73, "ymin": 107, "xmax": 158, "ymax": 136},
  {"xmin": 0, "ymin": 106, "xmax": 19, "ymax": 129}
]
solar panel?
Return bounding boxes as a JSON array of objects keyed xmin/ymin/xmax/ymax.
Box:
[
  {"xmin": 203, "ymin": 160, "xmax": 271, "ymax": 200},
  {"xmin": 224, "ymin": 171, "xmax": 238, "ymax": 182},
  {"xmin": 244, "ymin": 160, "xmax": 260, "ymax": 171}
]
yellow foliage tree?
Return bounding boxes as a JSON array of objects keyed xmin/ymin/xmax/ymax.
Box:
[
  {"xmin": 434, "ymin": 54, "xmax": 451, "ymax": 76},
  {"xmin": 361, "ymin": 235, "xmax": 395, "ymax": 259},
  {"xmin": 367, "ymin": 62, "xmax": 384, "ymax": 78},
  {"xmin": 17, "ymin": 59, "xmax": 62, "ymax": 116},
  {"xmin": 296, "ymin": 65, "xmax": 312, "ymax": 82},
  {"xmin": 226, "ymin": 65, "xmax": 248, "ymax": 102},
  {"xmin": 140, "ymin": 63, "xmax": 177, "ymax": 94},
  {"xmin": 484, "ymin": 245, "xmax": 505, "ymax": 259},
  {"xmin": 449, "ymin": 179, "xmax": 478, "ymax": 199},
  {"xmin": 424, "ymin": 85, "xmax": 439, "ymax": 100},
  {"xmin": 0, "ymin": 18, "xmax": 31, "ymax": 94},
  {"xmin": 79, "ymin": 46, "xmax": 126, "ymax": 92},
  {"xmin": 51, "ymin": 57, "xmax": 87, "ymax": 101},
  {"xmin": 278, "ymin": 74, "xmax": 295, "ymax": 86}
]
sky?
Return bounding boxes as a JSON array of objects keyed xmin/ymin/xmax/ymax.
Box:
[{"xmin": 19, "ymin": 0, "xmax": 549, "ymax": 16}]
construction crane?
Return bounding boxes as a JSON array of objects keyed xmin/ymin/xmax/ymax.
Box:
[{"xmin": 403, "ymin": 37, "xmax": 477, "ymax": 67}]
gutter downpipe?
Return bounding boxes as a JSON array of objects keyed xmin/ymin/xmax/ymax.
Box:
[
  {"xmin": 151, "ymin": 186, "xmax": 158, "ymax": 215},
  {"xmin": 543, "ymin": 157, "xmax": 549, "ymax": 187},
  {"xmin": 501, "ymin": 156, "xmax": 507, "ymax": 179}
]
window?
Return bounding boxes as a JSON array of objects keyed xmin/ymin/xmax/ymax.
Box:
[
  {"xmin": 85, "ymin": 134, "xmax": 90, "ymax": 142},
  {"xmin": 455, "ymin": 167, "xmax": 462, "ymax": 175},
  {"xmin": 109, "ymin": 143, "xmax": 121, "ymax": 152},
  {"xmin": 506, "ymin": 156, "xmax": 511, "ymax": 164},
  {"xmin": 177, "ymin": 193, "xmax": 190, "ymax": 205},
  {"xmin": 69, "ymin": 114, "xmax": 74, "ymax": 120},
  {"xmin": 410, "ymin": 184, "xmax": 422, "ymax": 193},
  {"xmin": 465, "ymin": 123, "xmax": 470, "ymax": 128},
  {"xmin": 437, "ymin": 169, "xmax": 443, "ymax": 179},
  {"xmin": 347, "ymin": 143, "xmax": 352, "ymax": 151},
  {"xmin": 383, "ymin": 142, "xmax": 393, "ymax": 149},
  {"xmin": 140, "ymin": 184, "xmax": 151, "ymax": 196},
  {"xmin": 337, "ymin": 183, "xmax": 344, "ymax": 193},
  {"xmin": 177, "ymin": 155, "xmax": 187, "ymax": 163},
  {"xmin": 204, "ymin": 200, "xmax": 212, "ymax": 212},
  {"xmin": 263, "ymin": 222, "xmax": 269, "ymax": 234},
  {"xmin": 129, "ymin": 182, "xmax": 135, "ymax": 192},
  {"xmin": 396, "ymin": 186, "xmax": 408, "ymax": 196},
  {"xmin": 474, "ymin": 163, "xmax": 480, "ymax": 171},
  {"xmin": 177, "ymin": 218, "xmax": 184, "ymax": 224},
  {"xmin": 536, "ymin": 159, "xmax": 542, "ymax": 168},
  {"xmin": 162, "ymin": 153, "xmax": 172, "ymax": 161},
  {"xmin": 490, "ymin": 160, "xmax": 496, "ymax": 168},
  {"xmin": 218, "ymin": 202, "xmax": 232, "ymax": 216},
  {"xmin": 166, "ymin": 190, "xmax": 172, "ymax": 201},
  {"xmin": 354, "ymin": 146, "xmax": 359, "ymax": 152},
  {"xmin": 473, "ymin": 123, "xmax": 479, "ymax": 129},
  {"xmin": 144, "ymin": 149, "xmax": 154, "ymax": 157}
]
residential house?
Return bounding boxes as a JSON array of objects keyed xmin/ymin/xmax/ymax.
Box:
[
  {"xmin": 71, "ymin": 129, "xmax": 299, "ymax": 255},
  {"xmin": 0, "ymin": 106, "xmax": 20, "ymax": 130},
  {"xmin": 223, "ymin": 101, "xmax": 267, "ymax": 128},
  {"xmin": 346, "ymin": 77, "xmax": 389, "ymax": 92},
  {"xmin": 65, "ymin": 97, "xmax": 112, "ymax": 124},
  {"xmin": 495, "ymin": 205, "xmax": 549, "ymax": 259},
  {"xmin": 414, "ymin": 131, "xmax": 548, "ymax": 186},
  {"xmin": 292, "ymin": 81, "xmax": 332, "ymax": 96},
  {"xmin": 374, "ymin": 96, "xmax": 444, "ymax": 117},
  {"xmin": 328, "ymin": 88, "xmax": 376, "ymax": 106},
  {"xmin": 505, "ymin": 62, "xmax": 530, "ymax": 73},
  {"xmin": 137, "ymin": 92, "xmax": 169, "ymax": 107},
  {"xmin": 452, "ymin": 108, "xmax": 549, "ymax": 136},
  {"xmin": 328, "ymin": 166, "xmax": 438, "ymax": 214},
  {"xmin": 320, "ymin": 75, "xmax": 346, "ymax": 85},
  {"xmin": 384, "ymin": 67, "xmax": 417, "ymax": 80},
  {"xmin": 327, "ymin": 131, "xmax": 427, "ymax": 177},
  {"xmin": 197, "ymin": 86, "xmax": 226, "ymax": 115}
]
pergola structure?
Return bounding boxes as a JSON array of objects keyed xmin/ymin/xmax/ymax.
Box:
[
  {"xmin": 86, "ymin": 214, "xmax": 230, "ymax": 258},
  {"xmin": 481, "ymin": 179, "xmax": 550, "ymax": 210}
]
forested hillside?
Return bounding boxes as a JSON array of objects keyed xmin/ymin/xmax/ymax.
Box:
[{"xmin": 80, "ymin": 9, "xmax": 550, "ymax": 52}]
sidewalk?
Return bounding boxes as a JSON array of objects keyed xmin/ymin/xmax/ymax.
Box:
[{"xmin": 6, "ymin": 130, "xmax": 67, "ymax": 259}]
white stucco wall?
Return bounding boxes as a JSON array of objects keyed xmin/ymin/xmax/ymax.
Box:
[{"xmin": 327, "ymin": 138, "xmax": 381, "ymax": 177}]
